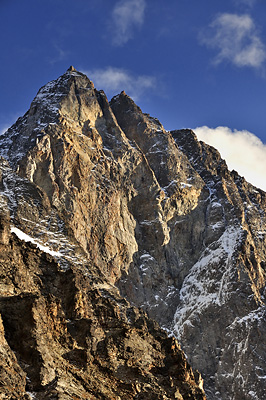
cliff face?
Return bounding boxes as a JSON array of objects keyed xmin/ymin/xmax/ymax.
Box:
[
  {"xmin": 0, "ymin": 213, "xmax": 205, "ymax": 400},
  {"xmin": 0, "ymin": 67, "xmax": 265, "ymax": 399},
  {"xmin": 171, "ymin": 130, "xmax": 266, "ymax": 399}
]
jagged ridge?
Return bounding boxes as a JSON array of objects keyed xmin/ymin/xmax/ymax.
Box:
[{"xmin": 0, "ymin": 67, "xmax": 266, "ymax": 399}]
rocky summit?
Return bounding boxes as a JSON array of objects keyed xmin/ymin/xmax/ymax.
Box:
[{"xmin": 0, "ymin": 66, "xmax": 265, "ymax": 399}]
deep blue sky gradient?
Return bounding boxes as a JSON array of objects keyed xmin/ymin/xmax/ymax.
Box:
[{"xmin": 1, "ymin": 0, "xmax": 266, "ymax": 143}]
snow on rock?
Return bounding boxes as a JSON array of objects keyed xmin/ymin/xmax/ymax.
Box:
[
  {"xmin": 11, "ymin": 226, "xmax": 62, "ymax": 258},
  {"xmin": 11, "ymin": 214, "xmax": 89, "ymax": 271},
  {"xmin": 25, "ymin": 392, "xmax": 37, "ymax": 400},
  {"xmin": 0, "ymin": 69, "xmax": 91, "ymax": 168},
  {"xmin": 180, "ymin": 182, "xmax": 193, "ymax": 189},
  {"xmin": 174, "ymin": 225, "xmax": 242, "ymax": 337}
]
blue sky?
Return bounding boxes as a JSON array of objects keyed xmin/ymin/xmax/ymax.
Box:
[{"xmin": 1, "ymin": 0, "xmax": 266, "ymax": 189}]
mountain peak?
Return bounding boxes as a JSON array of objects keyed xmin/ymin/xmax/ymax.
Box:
[
  {"xmin": 1, "ymin": 68, "xmax": 266, "ymax": 399},
  {"xmin": 67, "ymin": 65, "xmax": 77, "ymax": 72}
]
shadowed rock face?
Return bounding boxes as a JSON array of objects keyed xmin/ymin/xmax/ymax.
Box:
[
  {"xmin": 0, "ymin": 67, "xmax": 266, "ymax": 399},
  {"xmin": 0, "ymin": 214, "xmax": 205, "ymax": 400}
]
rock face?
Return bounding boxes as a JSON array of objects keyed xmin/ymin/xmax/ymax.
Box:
[
  {"xmin": 0, "ymin": 67, "xmax": 265, "ymax": 399},
  {"xmin": 171, "ymin": 130, "xmax": 266, "ymax": 399},
  {"xmin": 0, "ymin": 213, "xmax": 205, "ymax": 400}
]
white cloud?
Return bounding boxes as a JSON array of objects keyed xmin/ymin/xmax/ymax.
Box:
[
  {"xmin": 111, "ymin": 0, "xmax": 146, "ymax": 46},
  {"xmin": 84, "ymin": 66, "xmax": 156, "ymax": 101},
  {"xmin": 200, "ymin": 13, "xmax": 266, "ymax": 68},
  {"xmin": 194, "ymin": 126, "xmax": 266, "ymax": 191}
]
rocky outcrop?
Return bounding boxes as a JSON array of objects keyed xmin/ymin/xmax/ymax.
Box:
[
  {"xmin": 0, "ymin": 67, "xmax": 265, "ymax": 399},
  {"xmin": 0, "ymin": 214, "xmax": 205, "ymax": 400},
  {"xmin": 171, "ymin": 129, "xmax": 266, "ymax": 399}
]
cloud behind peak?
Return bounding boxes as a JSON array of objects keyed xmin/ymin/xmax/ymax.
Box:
[
  {"xmin": 83, "ymin": 66, "xmax": 155, "ymax": 101},
  {"xmin": 194, "ymin": 125, "xmax": 266, "ymax": 192}
]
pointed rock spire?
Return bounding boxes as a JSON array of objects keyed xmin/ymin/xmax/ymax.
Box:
[{"xmin": 67, "ymin": 65, "xmax": 77, "ymax": 72}]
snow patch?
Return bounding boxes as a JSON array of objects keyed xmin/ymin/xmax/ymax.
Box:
[
  {"xmin": 230, "ymin": 307, "xmax": 264, "ymax": 328},
  {"xmin": 140, "ymin": 253, "xmax": 155, "ymax": 261},
  {"xmin": 26, "ymin": 392, "xmax": 37, "ymax": 400},
  {"xmin": 11, "ymin": 226, "xmax": 62, "ymax": 258},
  {"xmin": 174, "ymin": 225, "xmax": 242, "ymax": 338},
  {"xmin": 180, "ymin": 182, "xmax": 192, "ymax": 189},
  {"xmin": 68, "ymin": 71, "xmax": 83, "ymax": 77}
]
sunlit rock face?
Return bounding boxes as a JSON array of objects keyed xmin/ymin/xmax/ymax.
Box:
[{"xmin": 0, "ymin": 67, "xmax": 266, "ymax": 399}]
